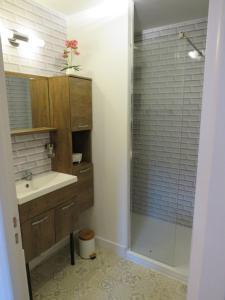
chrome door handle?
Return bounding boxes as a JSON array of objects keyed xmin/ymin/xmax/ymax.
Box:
[
  {"xmin": 32, "ymin": 216, "xmax": 48, "ymax": 226},
  {"xmin": 62, "ymin": 202, "xmax": 74, "ymax": 210}
]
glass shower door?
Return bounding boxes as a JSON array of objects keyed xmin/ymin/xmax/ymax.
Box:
[{"xmin": 131, "ymin": 30, "xmax": 187, "ymax": 267}]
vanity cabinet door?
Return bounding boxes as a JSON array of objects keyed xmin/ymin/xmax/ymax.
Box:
[
  {"xmin": 69, "ymin": 77, "xmax": 92, "ymax": 131},
  {"xmin": 21, "ymin": 210, "xmax": 55, "ymax": 262},
  {"xmin": 72, "ymin": 163, "xmax": 94, "ymax": 212},
  {"xmin": 55, "ymin": 199, "xmax": 79, "ymax": 242}
]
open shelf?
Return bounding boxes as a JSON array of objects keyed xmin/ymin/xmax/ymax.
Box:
[
  {"xmin": 72, "ymin": 130, "xmax": 91, "ymax": 165},
  {"xmin": 11, "ymin": 127, "xmax": 57, "ymax": 136}
]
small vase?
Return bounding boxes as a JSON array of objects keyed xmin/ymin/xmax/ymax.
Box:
[{"xmin": 66, "ymin": 68, "xmax": 75, "ymax": 75}]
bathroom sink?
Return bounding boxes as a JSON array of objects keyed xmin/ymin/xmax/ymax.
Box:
[{"xmin": 16, "ymin": 171, "xmax": 77, "ymax": 205}]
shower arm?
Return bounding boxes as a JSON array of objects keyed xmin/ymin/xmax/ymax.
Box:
[{"xmin": 179, "ymin": 32, "xmax": 205, "ymax": 57}]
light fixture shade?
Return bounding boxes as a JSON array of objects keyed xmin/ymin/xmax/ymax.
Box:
[
  {"xmin": 8, "ymin": 30, "xmax": 29, "ymax": 47},
  {"xmin": 13, "ymin": 30, "xmax": 29, "ymax": 42},
  {"xmin": 6, "ymin": 29, "xmax": 45, "ymax": 48}
]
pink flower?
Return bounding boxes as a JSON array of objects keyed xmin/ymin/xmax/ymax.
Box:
[
  {"xmin": 75, "ymin": 51, "xmax": 80, "ymax": 56},
  {"xmin": 70, "ymin": 40, "xmax": 78, "ymax": 49},
  {"xmin": 65, "ymin": 39, "xmax": 78, "ymax": 49}
]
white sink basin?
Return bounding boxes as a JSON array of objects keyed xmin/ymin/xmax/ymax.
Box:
[{"xmin": 16, "ymin": 171, "xmax": 77, "ymax": 205}]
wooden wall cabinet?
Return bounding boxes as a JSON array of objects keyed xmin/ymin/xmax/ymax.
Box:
[
  {"xmin": 69, "ymin": 77, "xmax": 92, "ymax": 131},
  {"xmin": 49, "ymin": 75, "xmax": 92, "ymax": 132},
  {"xmin": 49, "ymin": 75, "xmax": 94, "ymax": 213},
  {"xmin": 30, "ymin": 78, "xmax": 51, "ymax": 128}
]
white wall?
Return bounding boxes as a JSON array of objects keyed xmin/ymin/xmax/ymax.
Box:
[{"xmin": 67, "ymin": 0, "xmax": 132, "ymax": 250}]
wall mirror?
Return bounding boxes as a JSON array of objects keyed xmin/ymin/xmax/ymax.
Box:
[{"xmin": 5, "ymin": 72, "xmax": 51, "ymax": 131}]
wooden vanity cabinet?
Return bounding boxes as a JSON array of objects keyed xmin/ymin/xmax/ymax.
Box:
[
  {"xmin": 21, "ymin": 210, "xmax": 55, "ymax": 262},
  {"xmin": 72, "ymin": 163, "xmax": 94, "ymax": 212},
  {"xmin": 19, "ymin": 183, "xmax": 78, "ymax": 262},
  {"xmin": 55, "ymin": 199, "xmax": 79, "ymax": 242}
]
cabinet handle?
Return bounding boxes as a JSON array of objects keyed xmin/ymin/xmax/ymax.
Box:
[
  {"xmin": 32, "ymin": 216, "xmax": 48, "ymax": 226},
  {"xmin": 78, "ymin": 124, "xmax": 89, "ymax": 128},
  {"xmin": 79, "ymin": 168, "xmax": 90, "ymax": 174},
  {"xmin": 62, "ymin": 202, "xmax": 74, "ymax": 211}
]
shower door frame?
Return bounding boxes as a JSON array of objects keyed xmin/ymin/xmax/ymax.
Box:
[
  {"xmin": 128, "ymin": 16, "xmax": 195, "ymax": 283},
  {"xmin": 128, "ymin": 0, "xmax": 225, "ymax": 296}
]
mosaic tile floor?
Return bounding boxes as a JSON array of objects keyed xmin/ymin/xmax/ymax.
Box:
[{"xmin": 32, "ymin": 247, "xmax": 187, "ymax": 300}]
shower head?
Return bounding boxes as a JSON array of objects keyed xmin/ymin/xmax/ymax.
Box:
[{"xmin": 178, "ymin": 31, "xmax": 205, "ymax": 59}]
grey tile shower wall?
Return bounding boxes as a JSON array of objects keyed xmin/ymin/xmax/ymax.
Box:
[
  {"xmin": 0, "ymin": 0, "xmax": 66, "ymax": 76},
  {"xmin": 6, "ymin": 77, "xmax": 32, "ymax": 129},
  {"xmin": 12, "ymin": 133, "xmax": 51, "ymax": 181},
  {"xmin": 132, "ymin": 19, "xmax": 207, "ymax": 227}
]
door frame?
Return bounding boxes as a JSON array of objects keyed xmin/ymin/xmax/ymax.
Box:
[
  {"xmin": 0, "ymin": 40, "xmax": 29, "ymax": 299},
  {"xmin": 188, "ymin": 0, "xmax": 225, "ymax": 298}
]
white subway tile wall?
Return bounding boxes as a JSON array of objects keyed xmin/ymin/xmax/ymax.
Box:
[
  {"xmin": 0, "ymin": 0, "xmax": 66, "ymax": 76},
  {"xmin": 12, "ymin": 133, "xmax": 51, "ymax": 181},
  {"xmin": 132, "ymin": 19, "xmax": 207, "ymax": 228},
  {"xmin": 0, "ymin": 1, "xmax": 67, "ymax": 180},
  {"xmin": 6, "ymin": 76, "xmax": 32, "ymax": 129}
]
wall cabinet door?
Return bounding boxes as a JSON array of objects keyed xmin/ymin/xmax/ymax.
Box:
[
  {"xmin": 55, "ymin": 199, "xmax": 79, "ymax": 242},
  {"xmin": 21, "ymin": 210, "xmax": 55, "ymax": 262},
  {"xmin": 30, "ymin": 78, "xmax": 50, "ymax": 127},
  {"xmin": 69, "ymin": 77, "xmax": 92, "ymax": 131}
]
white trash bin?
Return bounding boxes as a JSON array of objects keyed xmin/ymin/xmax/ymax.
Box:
[{"xmin": 79, "ymin": 229, "xmax": 96, "ymax": 259}]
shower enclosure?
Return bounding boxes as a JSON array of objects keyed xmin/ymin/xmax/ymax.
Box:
[{"xmin": 130, "ymin": 18, "xmax": 207, "ymax": 279}]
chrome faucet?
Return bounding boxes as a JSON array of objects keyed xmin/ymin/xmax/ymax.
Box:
[{"xmin": 22, "ymin": 171, "xmax": 33, "ymax": 181}]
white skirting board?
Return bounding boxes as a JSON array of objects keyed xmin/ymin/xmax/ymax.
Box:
[
  {"xmin": 29, "ymin": 232, "xmax": 187, "ymax": 283},
  {"xmin": 29, "ymin": 233, "xmax": 127, "ymax": 270},
  {"xmin": 95, "ymin": 235, "xmax": 187, "ymax": 283},
  {"xmin": 126, "ymin": 250, "xmax": 188, "ymax": 283},
  {"xmin": 29, "ymin": 230, "xmax": 80, "ymax": 270},
  {"xmin": 29, "ymin": 237, "xmax": 69, "ymax": 270},
  {"xmin": 95, "ymin": 235, "xmax": 127, "ymax": 258}
]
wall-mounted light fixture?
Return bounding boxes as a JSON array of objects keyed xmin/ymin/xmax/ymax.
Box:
[
  {"xmin": 8, "ymin": 30, "xmax": 29, "ymax": 47},
  {"xmin": 0, "ymin": 26, "xmax": 45, "ymax": 48}
]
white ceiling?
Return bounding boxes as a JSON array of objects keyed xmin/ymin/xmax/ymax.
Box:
[
  {"xmin": 134, "ymin": 0, "xmax": 209, "ymax": 31},
  {"xmin": 33, "ymin": 0, "xmax": 209, "ymax": 30}
]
